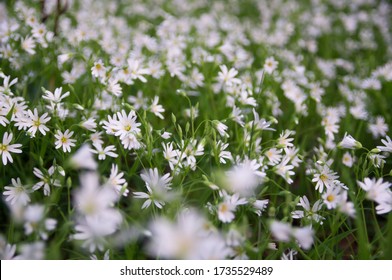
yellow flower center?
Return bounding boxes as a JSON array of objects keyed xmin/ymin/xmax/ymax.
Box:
[
  {"xmin": 320, "ymin": 174, "xmax": 328, "ymax": 182},
  {"xmin": 219, "ymin": 203, "xmax": 228, "ymax": 213},
  {"xmin": 61, "ymin": 137, "xmax": 67, "ymax": 143},
  {"xmin": 124, "ymin": 124, "xmax": 131, "ymax": 131},
  {"xmin": 0, "ymin": 144, "xmax": 7, "ymax": 151},
  {"xmin": 34, "ymin": 120, "xmax": 41, "ymax": 127},
  {"xmin": 326, "ymin": 195, "xmax": 335, "ymax": 202}
]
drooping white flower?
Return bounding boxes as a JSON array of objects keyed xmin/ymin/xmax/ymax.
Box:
[
  {"xmin": 338, "ymin": 133, "xmax": 362, "ymax": 149},
  {"xmin": 213, "ymin": 120, "xmax": 229, "ymax": 137}
]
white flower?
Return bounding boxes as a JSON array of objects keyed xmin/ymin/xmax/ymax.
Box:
[
  {"xmin": 32, "ymin": 166, "xmax": 61, "ymax": 196},
  {"xmin": 213, "ymin": 140, "xmax": 233, "ymax": 164},
  {"xmin": 133, "ymin": 168, "xmax": 173, "ymax": 209},
  {"xmin": 23, "ymin": 204, "xmax": 57, "ymax": 240},
  {"xmin": 107, "ymin": 78, "xmax": 122, "ymax": 97},
  {"xmin": 291, "ymin": 196, "xmax": 324, "ymax": 224},
  {"xmin": 270, "ymin": 221, "xmax": 314, "ymax": 250},
  {"xmin": 264, "ymin": 56, "xmax": 278, "ymax": 74},
  {"xmin": 251, "ymin": 109, "xmax": 275, "ymax": 131},
  {"xmin": 70, "ymin": 144, "xmax": 97, "ymax": 170},
  {"xmin": 368, "ymin": 153, "xmax": 386, "ymax": 168},
  {"xmin": 338, "ymin": 133, "xmax": 362, "ymax": 149},
  {"xmin": 27, "ymin": 108, "xmax": 50, "ymax": 137},
  {"xmin": 0, "ymin": 238, "xmax": 17, "ymax": 260},
  {"xmin": 90, "ymin": 132, "xmax": 104, "ymax": 146},
  {"xmin": 217, "ymin": 201, "xmax": 235, "ymax": 223},
  {"xmin": 127, "ymin": 58, "xmax": 150, "ymax": 83},
  {"xmin": 337, "ymin": 191, "xmax": 356, "ymax": 217},
  {"xmin": 3, "ymin": 178, "xmax": 31, "ymax": 206},
  {"xmin": 162, "ymin": 142, "xmax": 179, "ymax": 170},
  {"xmin": 161, "ymin": 131, "xmax": 172, "ymax": 140},
  {"xmin": 14, "ymin": 242, "xmax": 45, "ymax": 260},
  {"xmin": 21, "ymin": 36, "xmax": 36, "ymax": 55},
  {"xmin": 43, "ymin": 87, "xmax": 70, "ymax": 104},
  {"xmin": 377, "ymin": 136, "xmax": 392, "ymax": 153},
  {"xmin": 358, "ymin": 177, "xmax": 392, "ymax": 205},
  {"xmin": 270, "ymin": 221, "xmax": 292, "ymax": 242},
  {"xmin": 149, "ymin": 96, "xmax": 165, "ymax": 119},
  {"xmin": 0, "ymin": 75, "xmax": 18, "ymax": 95},
  {"xmin": 74, "ymin": 172, "xmax": 120, "ymax": 218},
  {"xmin": 292, "ymin": 226, "xmax": 314, "ymax": 250},
  {"xmin": 213, "ymin": 120, "xmax": 229, "ymax": 137},
  {"xmin": 281, "ymin": 249, "xmax": 297, "ymax": 260},
  {"xmin": 112, "ymin": 110, "xmax": 141, "ymax": 138},
  {"xmin": 147, "ymin": 210, "xmax": 228, "ymax": 259},
  {"xmin": 252, "ymin": 199, "xmax": 269, "ymax": 216},
  {"xmin": 312, "ymin": 164, "xmax": 338, "ymax": 193},
  {"xmin": 106, "ymin": 164, "xmax": 128, "ymax": 197},
  {"xmin": 0, "ymin": 132, "xmax": 22, "ymax": 165},
  {"xmin": 274, "ymin": 156, "xmax": 295, "ymax": 184},
  {"xmin": 57, "ymin": 53, "xmax": 71, "ymax": 66},
  {"xmin": 342, "ymin": 152, "xmax": 354, "ymax": 167},
  {"xmin": 226, "ymin": 158, "xmax": 266, "ymax": 197},
  {"xmin": 54, "ymin": 129, "xmax": 76, "ymax": 153},
  {"xmin": 277, "ymin": 130, "xmax": 295, "ymax": 148},
  {"xmin": 91, "ymin": 143, "xmax": 118, "ymax": 160},
  {"xmin": 128, "ymin": 90, "xmax": 147, "ymax": 110},
  {"xmin": 375, "ymin": 201, "xmax": 392, "ymax": 215},
  {"xmin": 265, "ymin": 148, "xmax": 282, "ymax": 165},
  {"xmin": 322, "ymin": 187, "xmax": 343, "ymax": 209},
  {"xmin": 73, "ymin": 215, "xmax": 121, "ymax": 253},
  {"xmin": 368, "ymin": 117, "xmax": 388, "ymax": 138},
  {"xmin": 0, "ymin": 105, "xmax": 10, "ymax": 127},
  {"xmin": 80, "ymin": 118, "xmax": 97, "ymax": 132},
  {"xmin": 231, "ymin": 106, "xmax": 245, "ymax": 127},
  {"xmin": 91, "ymin": 59, "xmax": 106, "ymax": 79},
  {"xmin": 217, "ymin": 65, "xmax": 241, "ymax": 87}
]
